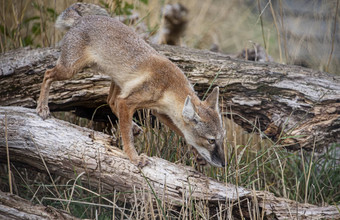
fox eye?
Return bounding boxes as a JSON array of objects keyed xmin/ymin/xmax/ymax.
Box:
[{"xmin": 208, "ymin": 139, "xmax": 215, "ymax": 144}]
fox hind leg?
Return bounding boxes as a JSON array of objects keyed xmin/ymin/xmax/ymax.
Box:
[
  {"xmin": 107, "ymin": 82, "xmax": 143, "ymax": 136},
  {"xmin": 36, "ymin": 64, "xmax": 76, "ymax": 119},
  {"xmin": 36, "ymin": 47, "xmax": 92, "ymax": 119}
]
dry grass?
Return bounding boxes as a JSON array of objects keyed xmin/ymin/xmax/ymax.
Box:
[{"xmin": 1, "ymin": 108, "xmax": 339, "ymax": 219}]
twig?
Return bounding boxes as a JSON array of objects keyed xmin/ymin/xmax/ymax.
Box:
[
  {"xmin": 326, "ymin": 0, "xmax": 339, "ymax": 72},
  {"xmin": 203, "ymin": 64, "xmax": 224, "ymax": 100},
  {"xmin": 279, "ymin": 0, "xmax": 288, "ymax": 62},
  {"xmin": 5, "ymin": 113, "xmax": 12, "ymax": 194},
  {"xmin": 257, "ymin": 0, "xmax": 267, "ymax": 52},
  {"xmin": 305, "ymin": 137, "xmax": 317, "ymax": 203},
  {"xmin": 66, "ymin": 172, "xmax": 85, "ymax": 212},
  {"xmin": 43, "ymin": 197, "xmax": 117, "ymax": 208},
  {"xmin": 269, "ymin": 0, "xmax": 283, "ymax": 63}
]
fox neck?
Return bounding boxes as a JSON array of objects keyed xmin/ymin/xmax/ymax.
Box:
[{"xmin": 144, "ymin": 54, "xmax": 201, "ymax": 139}]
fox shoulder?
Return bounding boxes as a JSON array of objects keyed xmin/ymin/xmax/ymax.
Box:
[{"xmin": 55, "ymin": 3, "xmax": 109, "ymax": 31}]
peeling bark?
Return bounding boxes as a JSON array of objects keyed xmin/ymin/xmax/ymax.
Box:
[
  {"xmin": 0, "ymin": 46, "xmax": 339, "ymax": 151},
  {"xmin": 0, "ymin": 106, "xmax": 339, "ymax": 219}
]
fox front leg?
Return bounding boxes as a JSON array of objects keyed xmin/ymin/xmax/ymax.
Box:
[{"xmin": 116, "ymin": 98, "xmax": 148, "ymax": 168}]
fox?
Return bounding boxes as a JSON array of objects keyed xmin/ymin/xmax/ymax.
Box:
[{"xmin": 36, "ymin": 3, "xmax": 226, "ymax": 168}]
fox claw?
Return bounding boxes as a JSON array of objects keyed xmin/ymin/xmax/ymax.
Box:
[
  {"xmin": 36, "ymin": 105, "xmax": 51, "ymax": 120},
  {"xmin": 196, "ymin": 155, "xmax": 208, "ymax": 166},
  {"xmin": 134, "ymin": 154, "xmax": 149, "ymax": 169},
  {"xmin": 132, "ymin": 123, "xmax": 143, "ymax": 136},
  {"xmin": 191, "ymin": 146, "xmax": 208, "ymax": 167}
]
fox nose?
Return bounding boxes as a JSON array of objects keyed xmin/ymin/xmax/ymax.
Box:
[{"xmin": 221, "ymin": 162, "xmax": 226, "ymax": 167}]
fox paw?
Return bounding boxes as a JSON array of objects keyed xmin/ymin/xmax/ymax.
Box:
[
  {"xmin": 132, "ymin": 154, "xmax": 149, "ymax": 169},
  {"xmin": 195, "ymin": 155, "xmax": 208, "ymax": 166},
  {"xmin": 36, "ymin": 105, "xmax": 51, "ymax": 120},
  {"xmin": 132, "ymin": 123, "xmax": 143, "ymax": 136},
  {"xmin": 191, "ymin": 146, "xmax": 208, "ymax": 167}
]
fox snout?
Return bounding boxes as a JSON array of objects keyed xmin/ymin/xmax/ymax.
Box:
[
  {"xmin": 191, "ymin": 137, "xmax": 226, "ymax": 167},
  {"xmin": 182, "ymin": 87, "xmax": 226, "ymax": 167}
]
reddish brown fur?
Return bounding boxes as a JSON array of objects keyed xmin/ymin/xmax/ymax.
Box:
[{"xmin": 37, "ymin": 4, "xmax": 226, "ymax": 168}]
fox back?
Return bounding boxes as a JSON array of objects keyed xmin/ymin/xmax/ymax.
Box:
[{"xmin": 62, "ymin": 17, "xmax": 153, "ymax": 79}]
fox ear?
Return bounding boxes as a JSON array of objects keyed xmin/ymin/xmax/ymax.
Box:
[
  {"xmin": 182, "ymin": 96, "xmax": 200, "ymax": 123},
  {"xmin": 205, "ymin": 86, "xmax": 219, "ymax": 110}
]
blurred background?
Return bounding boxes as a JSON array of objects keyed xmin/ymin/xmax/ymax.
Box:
[{"xmin": 1, "ymin": 0, "xmax": 339, "ymax": 74}]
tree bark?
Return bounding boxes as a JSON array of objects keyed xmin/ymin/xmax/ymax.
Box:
[
  {"xmin": 0, "ymin": 46, "xmax": 339, "ymax": 151},
  {"xmin": 0, "ymin": 106, "xmax": 339, "ymax": 220},
  {"xmin": 0, "ymin": 190, "xmax": 79, "ymax": 220}
]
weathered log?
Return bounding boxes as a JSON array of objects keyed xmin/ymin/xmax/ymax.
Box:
[
  {"xmin": 0, "ymin": 46, "xmax": 339, "ymax": 151},
  {"xmin": 0, "ymin": 190, "xmax": 79, "ymax": 220},
  {"xmin": 0, "ymin": 106, "xmax": 339, "ymax": 219}
]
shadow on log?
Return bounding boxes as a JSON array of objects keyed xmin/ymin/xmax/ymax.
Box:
[
  {"xmin": 0, "ymin": 46, "xmax": 339, "ymax": 151},
  {"xmin": 0, "ymin": 106, "xmax": 339, "ymax": 219}
]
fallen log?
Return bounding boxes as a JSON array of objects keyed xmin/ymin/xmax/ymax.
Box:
[
  {"xmin": 0, "ymin": 106, "xmax": 339, "ymax": 219},
  {"xmin": 0, "ymin": 46, "xmax": 339, "ymax": 151},
  {"xmin": 0, "ymin": 190, "xmax": 79, "ymax": 220}
]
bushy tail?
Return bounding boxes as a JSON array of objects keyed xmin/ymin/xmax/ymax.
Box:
[{"xmin": 55, "ymin": 3, "xmax": 109, "ymax": 31}]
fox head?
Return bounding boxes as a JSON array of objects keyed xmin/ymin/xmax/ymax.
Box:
[{"xmin": 182, "ymin": 87, "xmax": 226, "ymax": 167}]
